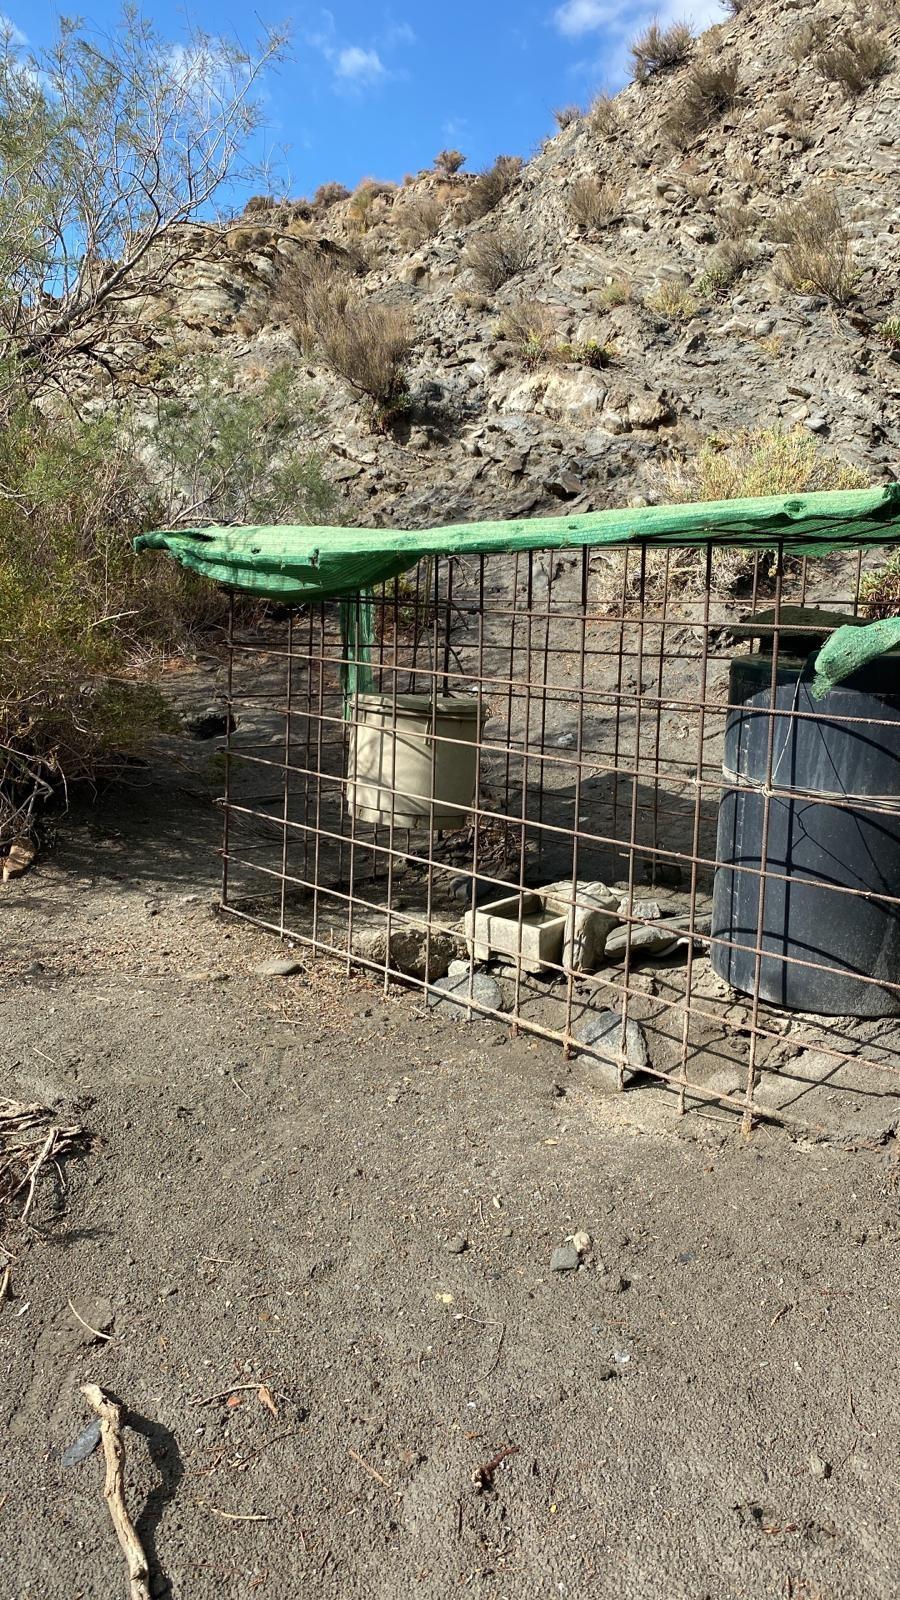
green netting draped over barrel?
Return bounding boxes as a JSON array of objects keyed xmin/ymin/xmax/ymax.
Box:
[{"xmin": 135, "ymin": 485, "xmax": 900, "ymax": 605}]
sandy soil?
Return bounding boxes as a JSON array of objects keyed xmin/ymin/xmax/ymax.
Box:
[{"xmin": 2, "ymin": 710, "xmax": 899, "ymax": 1600}]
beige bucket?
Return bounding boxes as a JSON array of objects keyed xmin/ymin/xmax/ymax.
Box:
[{"xmin": 348, "ymin": 693, "xmax": 481, "ymax": 829}]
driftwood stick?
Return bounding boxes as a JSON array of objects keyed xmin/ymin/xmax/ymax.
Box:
[{"xmin": 80, "ymin": 1384, "xmax": 151, "ymax": 1600}]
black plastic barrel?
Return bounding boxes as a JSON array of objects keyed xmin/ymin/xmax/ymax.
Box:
[{"xmin": 710, "ymin": 652, "xmax": 900, "ymax": 1016}]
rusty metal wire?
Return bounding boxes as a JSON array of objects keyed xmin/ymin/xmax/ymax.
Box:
[{"xmin": 218, "ymin": 541, "xmax": 900, "ymax": 1136}]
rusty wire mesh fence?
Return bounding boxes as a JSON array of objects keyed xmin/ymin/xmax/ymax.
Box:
[{"xmin": 219, "ymin": 538, "xmax": 900, "ymax": 1136}]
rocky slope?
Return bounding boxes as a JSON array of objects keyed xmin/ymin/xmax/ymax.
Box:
[{"xmin": 109, "ymin": 0, "xmax": 900, "ymax": 528}]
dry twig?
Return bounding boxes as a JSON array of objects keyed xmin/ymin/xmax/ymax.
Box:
[
  {"xmin": 81, "ymin": 1384, "xmax": 152, "ymax": 1600},
  {"xmin": 348, "ymin": 1448, "xmax": 393, "ymax": 1490}
]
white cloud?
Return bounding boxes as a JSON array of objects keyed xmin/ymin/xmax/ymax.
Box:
[
  {"xmin": 554, "ymin": 0, "xmax": 725, "ymax": 39},
  {"xmin": 335, "ymin": 45, "xmax": 386, "ymax": 84},
  {"xmin": 554, "ymin": 0, "xmax": 615, "ymax": 37}
]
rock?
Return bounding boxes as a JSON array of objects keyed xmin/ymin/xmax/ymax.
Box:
[
  {"xmin": 501, "ymin": 368, "xmax": 609, "ymax": 424},
  {"xmin": 550, "ymin": 1244, "xmax": 580, "ymax": 1272},
  {"xmin": 603, "ymin": 923, "xmax": 680, "ymax": 961},
  {"xmin": 805, "ymin": 414, "xmax": 828, "ymax": 433},
  {"xmin": 809, "ymin": 1453, "xmax": 831, "ymax": 1480},
  {"xmin": 626, "ymin": 392, "xmax": 673, "ymax": 430},
  {"xmin": 444, "ymin": 1234, "xmax": 468, "ymax": 1254},
  {"xmin": 352, "ymin": 926, "xmax": 460, "ymax": 981},
  {"xmin": 571, "ymin": 1230, "xmax": 592, "ymax": 1255},
  {"xmin": 540, "ymin": 880, "xmax": 621, "ymax": 970},
  {"xmin": 619, "ymin": 898, "xmax": 661, "ymax": 921},
  {"xmin": 427, "ymin": 969, "xmax": 505, "ymax": 1016},
  {"xmin": 450, "ymin": 875, "xmax": 506, "ymax": 905},
  {"xmin": 253, "ymin": 957, "xmax": 303, "ymax": 978},
  {"xmin": 554, "ymin": 731, "xmax": 577, "ymax": 748},
  {"xmin": 574, "ymin": 1009, "xmax": 649, "ymax": 1089},
  {"xmin": 61, "ymin": 1419, "xmax": 103, "ymax": 1469}
]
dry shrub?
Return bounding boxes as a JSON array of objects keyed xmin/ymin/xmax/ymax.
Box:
[
  {"xmin": 696, "ymin": 237, "xmax": 754, "ymax": 299},
  {"xmin": 860, "ymin": 553, "xmax": 900, "ymax": 619},
  {"xmin": 644, "ymin": 281, "xmax": 697, "ymax": 320},
  {"xmin": 664, "ymin": 427, "xmax": 869, "ymax": 501},
  {"xmin": 458, "ymin": 155, "xmax": 523, "ymax": 222},
  {"xmin": 243, "ymin": 194, "xmax": 277, "ymax": 214},
  {"xmin": 463, "ymin": 226, "xmax": 535, "ymax": 291},
  {"xmin": 434, "ymin": 148, "xmax": 466, "ymax": 176},
  {"xmin": 282, "ymin": 255, "xmax": 412, "ymax": 416},
  {"xmin": 596, "ymin": 277, "xmax": 632, "ymax": 308},
  {"xmin": 318, "ymin": 301, "xmax": 412, "ymax": 416},
  {"xmin": 661, "ymin": 427, "xmax": 869, "ymax": 589},
  {"xmin": 589, "ymin": 92, "xmax": 621, "ymax": 135},
  {"xmin": 553, "ymin": 104, "xmax": 582, "ymax": 130},
  {"xmin": 274, "ymin": 249, "xmax": 358, "ymax": 343},
  {"xmin": 314, "ymin": 181, "xmax": 351, "ymax": 209},
  {"xmin": 348, "ymin": 180, "xmax": 396, "ymax": 231},
  {"xmin": 772, "ymin": 187, "xmax": 857, "ymax": 305},
  {"xmin": 816, "ymin": 29, "xmax": 892, "ymax": 95},
  {"xmin": 630, "ymin": 19, "xmax": 693, "ymax": 82},
  {"xmin": 788, "ymin": 17, "xmax": 830, "ymax": 64},
  {"xmin": 496, "ymin": 298, "xmax": 557, "ymax": 367},
  {"xmin": 567, "ymin": 176, "xmax": 623, "ymax": 230},
  {"xmin": 396, "ymin": 193, "xmax": 446, "ymax": 247},
  {"xmin": 663, "ymin": 59, "xmax": 740, "ymax": 148}
]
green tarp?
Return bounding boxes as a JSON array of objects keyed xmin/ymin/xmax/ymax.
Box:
[{"xmin": 135, "ymin": 485, "xmax": 900, "ymax": 605}]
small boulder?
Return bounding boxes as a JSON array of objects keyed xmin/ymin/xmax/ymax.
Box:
[
  {"xmin": 574, "ymin": 1009, "xmax": 649, "ymax": 1090},
  {"xmin": 427, "ymin": 969, "xmax": 505, "ymax": 1016},
  {"xmin": 550, "ymin": 1244, "xmax": 580, "ymax": 1273}
]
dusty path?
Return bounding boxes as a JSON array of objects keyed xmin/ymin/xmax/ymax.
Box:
[{"xmin": 2, "ymin": 715, "xmax": 899, "ymax": 1599}]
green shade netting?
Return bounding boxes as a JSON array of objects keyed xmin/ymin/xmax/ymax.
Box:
[
  {"xmin": 135, "ymin": 485, "xmax": 900, "ymax": 604},
  {"xmin": 136, "ymin": 486, "xmax": 900, "ymax": 693}
]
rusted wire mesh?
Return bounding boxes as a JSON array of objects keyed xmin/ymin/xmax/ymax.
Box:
[{"xmin": 218, "ymin": 539, "xmax": 900, "ymax": 1136}]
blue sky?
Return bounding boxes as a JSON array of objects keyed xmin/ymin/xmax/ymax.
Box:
[{"xmin": 11, "ymin": 2, "xmax": 726, "ymax": 197}]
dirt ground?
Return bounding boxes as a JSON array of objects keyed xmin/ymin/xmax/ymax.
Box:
[{"xmin": 3, "ymin": 702, "xmax": 899, "ymax": 1600}]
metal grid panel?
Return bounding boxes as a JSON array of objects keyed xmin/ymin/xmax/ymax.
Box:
[{"xmin": 219, "ymin": 539, "xmax": 900, "ymax": 1135}]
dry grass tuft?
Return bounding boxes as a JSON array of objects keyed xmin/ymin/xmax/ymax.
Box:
[
  {"xmin": 496, "ymin": 299, "xmax": 558, "ymax": 368},
  {"xmin": 463, "ymin": 226, "xmax": 535, "ymax": 291},
  {"xmin": 434, "ymin": 148, "xmax": 466, "ymax": 176},
  {"xmin": 662, "ymin": 59, "xmax": 740, "ymax": 148},
  {"xmin": 553, "ymin": 104, "xmax": 582, "ymax": 130},
  {"xmin": 772, "ymin": 187, "xmax": 857, "ymax": 305},
  {"xmin": 396, "ymin": 193, "xmax": 446, "ymax": 248},
  {"xmin": 661, "ymin": 428, "xmax": 869, "ymax": 589},
  {"xmin": 816, "ymin": 29, "xmax": 892, "ymax": 95},
  {"xmin": 631, "ymin": 19, "xmax": 693, "ymax": 82},
  {"xmin": 860, "ymin": 553, "xmax": 900, "ymax": 619},
  {"xmin": 567, "ymin": 176, "xmax": 623, "ymax": 230},
  {"xmin": 644, "ymin": 281, "xmax": 697, "ymax": 321},
  {"xmin": 664, "ymin": 427, "xmax": 869, "ymax": 502},
  {"xmin": 458, "ymin": 156, "xmax": 523, "ymax": 222},
  {"xmin": 313, "ymin": 181, "xmax": 351, "ymax": 209},
  {"xmin": 589, "ymin": 93, "xmax": 622, "ymax": 135},
  {"xmin": 596, "ymin": 277, "xmax": 632, "ymax": 308}
]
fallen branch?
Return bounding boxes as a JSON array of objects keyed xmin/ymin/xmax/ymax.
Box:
[
  {"xmin": 1, "ymin": 1100, "xmax": 87, "ymax": 1244},
  {"xmin": 472, "ymin": 1443, "xmax": 520, "ymax": 1493},
  {"xmin": 80, "ymin": 1384, "xmax": 151, "ymax": 1600}
]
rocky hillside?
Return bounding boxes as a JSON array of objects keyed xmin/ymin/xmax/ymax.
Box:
[{"xmin": 106, "ymin": 0, "xmax": 900, "ymax": 528}]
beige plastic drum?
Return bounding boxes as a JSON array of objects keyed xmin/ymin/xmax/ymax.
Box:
[{"xmin": 348, "ymin": 693, "xmax": 481, "ymax": 829}]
